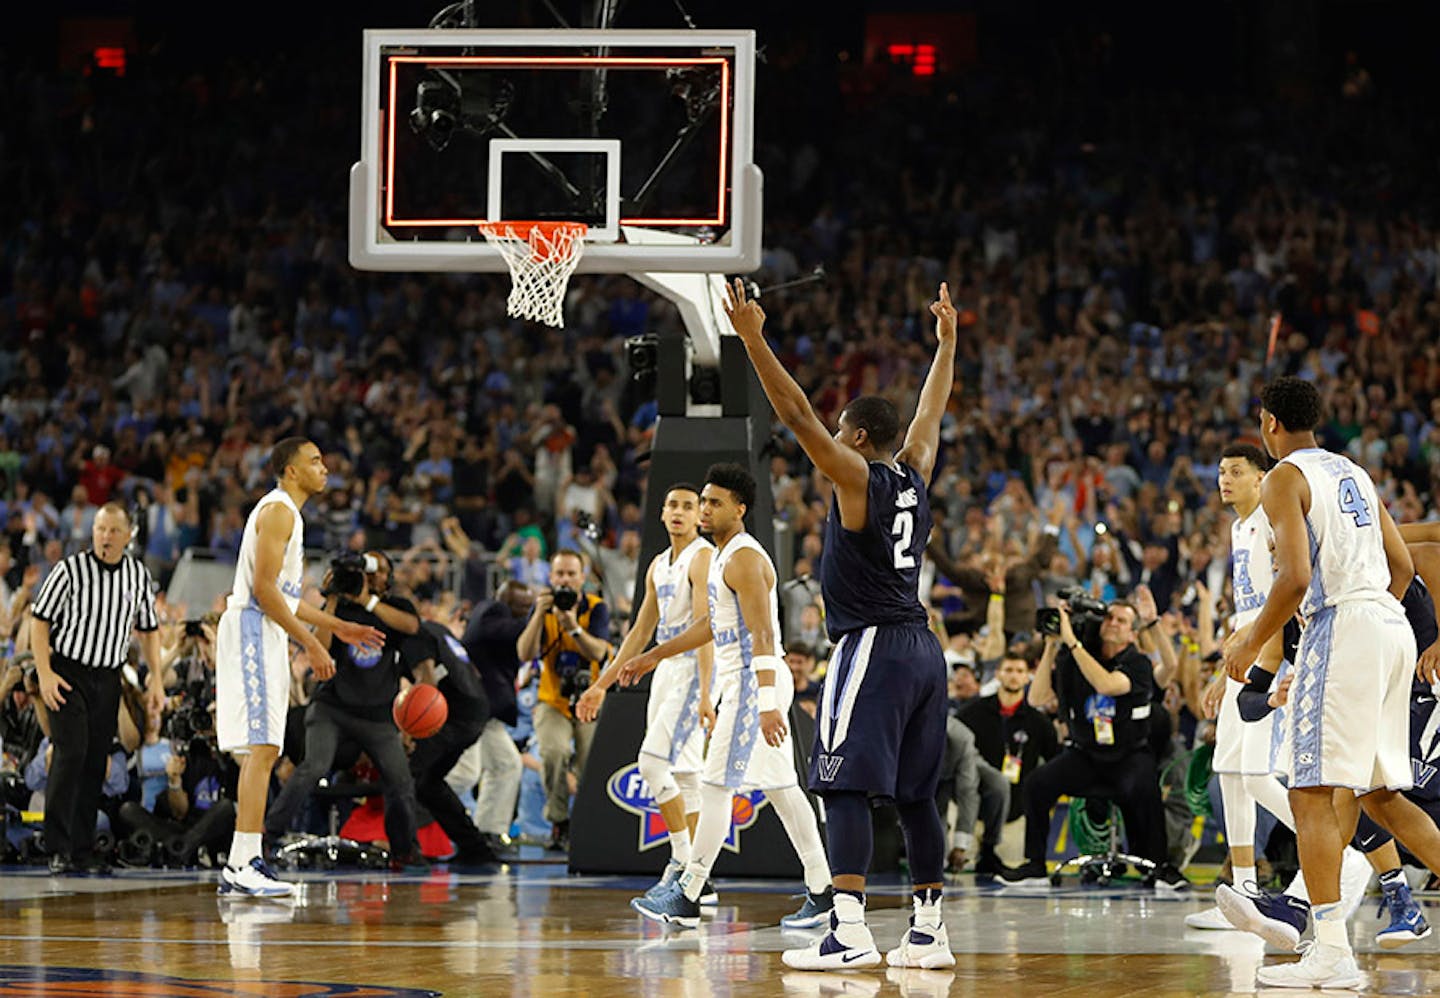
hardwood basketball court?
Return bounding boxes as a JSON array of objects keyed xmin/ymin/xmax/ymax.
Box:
[{"xmin": 5, "ymin": 862, "xmax": 1440, "ymax": 996}]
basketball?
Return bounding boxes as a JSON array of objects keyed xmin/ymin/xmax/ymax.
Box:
[{"xmin": 393, "ymin": 683, "xmax": 448, "ymax": 739}]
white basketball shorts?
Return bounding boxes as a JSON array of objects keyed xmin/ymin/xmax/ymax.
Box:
[
  {"xmin": 1213, "ymin": 673, "xmax": 1282, "ymax": 776},
  {"xmin": 215, "ymin": 605, "xmax": 292, "ymax": 752},
  {"xmin": 703, "ymin": 662, "xmax": 798, "ymax": 792},
  {"xmin": 1288, "ymin": 600, "xmax": 1417, "ymax": 792},
  {"xmin": 640, "ymin": 654, "xmax": 709, "ymax": 775}
]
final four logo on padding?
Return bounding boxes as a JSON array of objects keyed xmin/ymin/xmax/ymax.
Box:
[{"xmin": 606, "ymin": 762, "xmax": 769, "ymax": 853}]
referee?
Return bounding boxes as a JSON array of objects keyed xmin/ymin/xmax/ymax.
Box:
[{"xmin": 32, "ymin": 502, "xmax": 165, "ymax": 874}]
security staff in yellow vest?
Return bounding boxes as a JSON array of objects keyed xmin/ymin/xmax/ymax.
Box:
[{"xmin": 515, "ymin": 548, "xmax": 613, "ymax": 851}]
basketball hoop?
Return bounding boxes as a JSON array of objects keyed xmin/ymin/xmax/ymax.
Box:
[{"xmin": 478, "ymin": 221, "xmax": 588, "ymax": 328}]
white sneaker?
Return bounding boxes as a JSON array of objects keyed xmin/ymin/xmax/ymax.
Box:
[
  {"xmin": 783, "ymin": 915, "xmax": 882, "ymax": 970},
  {"xmin": 1183, "ymin": 905, "xmax": 1237, "ymax": 931},
  {"xmin": 218, "ymin": 857, "xmax": 295, "ymax": 898},
  {"xmin": 885, "ymin": 897, "xmax": 955, "ymax": 969},
  {"xmin": 1255, "ymin": 941, "xmax": 1364, "ymax": 990},
  {"xmin": 1338, "ymin": 847, "xmax": 1373, "ymax": 921},
  {"xmin": 884, "ymin": 968, "xmax": 957, "ymax": 997}
]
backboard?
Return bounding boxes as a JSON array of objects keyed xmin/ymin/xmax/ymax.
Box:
[{"xmin": 349, "ymin": 29, "xmax": 762, "ymax": 274}]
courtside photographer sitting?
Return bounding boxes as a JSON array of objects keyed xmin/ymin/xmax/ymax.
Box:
[{"xmin": 1000, "ymin": 592, "xmax": 1186, "ymax": 890}]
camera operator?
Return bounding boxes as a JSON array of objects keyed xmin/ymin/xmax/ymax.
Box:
[
  {"xmin": 118, "ymin": 694, "xmax": 236, "ymax": 867},
  {"xmin": 1000, "ymin": 598, "xmax": 1186, "ymax": 889},
  {"xmin": 403, "ymin": 615, "xmax": 499, "ymax": 866},
  {"xmin": 264, "ymin": 550, "xmax": 427, "ymax": 869},
  {"xmin": 515, "ymin": 548, "xmax": 612, "ymax": 852}
]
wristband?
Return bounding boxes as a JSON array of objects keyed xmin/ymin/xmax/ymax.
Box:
[
  {"xmin": 1139, "ymin": 618, "xmax": 1158, "ymax": 631},
  {"xmin": 989, "ymin": 593, "xmax": 1005, "ymax": 602},
  {"xmin": 569, "ymin": 627, "xmax": 584, "ymax": 638},
  {"xmin": 167, "ymin": 779, "xmax": 183, "ymax": 791},
  {"xmin": 757, "ymin": 685, "xmax": 778, "ymax": 712},
  {"xmin": 365, "ymin": 595, "xmax": 380, "ymax": 613}
]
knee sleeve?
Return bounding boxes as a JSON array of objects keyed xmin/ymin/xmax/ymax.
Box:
[
  {"xmin": 637, "ymin": 752, "xmax": 681, "ymax": 807},
  {"xmin": 674, "ymin": 771, "xmax": 701, "ymax": 815},
  {"xmin": 823, "ymin": 791, "xmax": 873, "ymax": 879},
  {"xmin": 897, "ymin": 798, "xmax": 946, "ymax": 887},
  {"xmin": 1243, "ymin": 773, "xmax": 1295, "ymax": 831},
  {"xmin": 768, "ymin": 786, "xmax": 832, "ymax": 894}
]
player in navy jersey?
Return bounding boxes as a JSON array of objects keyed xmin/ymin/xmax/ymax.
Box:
[{"xmin": 723, "ymin": 279, "xmax": 957, "ymax": 971}]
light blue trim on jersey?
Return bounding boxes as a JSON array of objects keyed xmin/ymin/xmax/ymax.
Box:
[
  {"xmin": 1300, "ymin": 517, "xmax": 1327, "ymax": 619},
  {"xmin": 669, "ymin": 673, "xmax": 702, "ymax": 766},
  {"xmin": 1268, "ymin": 658, "xmax": 1290, "ymax": 775},
  {"xmin": 735, "ymin": 590, "xmax": 754, "ymax": 669},
  {"xmin": 723, "ymin": 669, "xmax": 760, "ymax": 790},
  {"xmin": 239, "ymin": 607, "xmax": 269, "ymax": 745},
  {"xmin": 1291, "ymin": 607, "xmax": 1336, "ymax": 787}
]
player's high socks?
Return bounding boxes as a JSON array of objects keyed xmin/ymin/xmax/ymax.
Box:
[
  {"xmin": 782, "ymin": 891, "xmax": 881, "ymax": 970},
  {"xmin": 885, "ymin": 892, "xmax": 955, "ymax": 969},
  {"xmin": 1376, "ymin": 874, "xmax": 1431, "ymax": 949}
]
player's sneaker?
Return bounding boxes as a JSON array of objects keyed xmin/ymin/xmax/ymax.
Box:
[
  {"xmin": 885, "ymin": 896, "xmax": 955, "ymax": 969},
  {"xmin": 1144, "ymin": 862, "xmax": 1191, "ymax": 892},
  {"xmin": 1255, "ymin": 941, "xmax": 1363, "ymax": 990},
  {"xmin": 1376, "ymin": 880, "xmax": 1432, "ymax": 949},
  {"xmin": 1215, "ymin": 883, "xmax": 1308, "ymax": 949},
  {"xmin": 698, "ymin": 880, "xmax": 719, "ymax": 906},
  {"xmin": 782, "ymin": 912, "xmax": 882, "ymax": 970},
  {"xmin": 1338, "ymin": 847, "xmax": 1373, "ymax": 921},
  {"xmin": 781, "ymin": 887, "xmax": 835, "ymax": 930},
  {"xmin": 631, "ymin": 882, "xmax": 701, "ymax": 929},
  {"xmin": 637, "ymin": 859, "xmax": 683, "ymax": 902},
  {"xmin": 217, "ymin": 857, "xmax": 295, "ymax": 898},
  {"xmin": 1183, "ymin": 906, "xmax": 1238, "ymax": 931}
]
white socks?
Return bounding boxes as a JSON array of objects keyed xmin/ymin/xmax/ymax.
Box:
[
  {"xmin": 668, "ymin": 829, "xmax": 692, "ymax": 866},
  {"xmin": 1312, "ymin": 902, "xmax": 1350, "ymax": 949},
  {"xmin": 229, "ymin": 831, "xmax": 261, "ymax": 867}
]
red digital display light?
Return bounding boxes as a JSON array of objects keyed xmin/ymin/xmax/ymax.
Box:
[
  {"xmin": 93, "ymin": 47, "xmax": 126, "ymax": 76},
  {"xmin": 886, "ymin": 43, "xmax": 938, "ymax": 78}
]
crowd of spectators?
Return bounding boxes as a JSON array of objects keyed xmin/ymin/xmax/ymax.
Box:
[{"xmin": 3, "ymin": 24, "xmax": 1440, "ymax": 872}]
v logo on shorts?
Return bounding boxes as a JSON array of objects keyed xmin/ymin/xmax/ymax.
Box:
[{"xmin": 817, "ymin": 754, "xmax": 844, "ymax": 782}]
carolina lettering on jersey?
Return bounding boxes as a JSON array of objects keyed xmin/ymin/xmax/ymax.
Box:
[
  {"xmin": 820, "ymin": 462, "xmax": 931, "ymax": 638},
  {"xmin": 1229, "ymin": 507, "xmax": 1273, "ymax": 625}
]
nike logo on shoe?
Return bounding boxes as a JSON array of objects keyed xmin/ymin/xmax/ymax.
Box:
[{"xmin": 841, "ymin": 950, "xmax": 875, "ymax": 964}]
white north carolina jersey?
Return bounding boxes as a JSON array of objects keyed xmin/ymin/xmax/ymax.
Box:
[
  {"xmin": 653, "ymin": 536, "xmax": 713, "ymax": 647},
  {"xmin": 226, "ymin": 488, "xmax": 306, "ymax": 614},
  {"xmin": 1230, "ymin": 505, "xmax": 1275, "ymax": 629},
  {"xmin": 1279, "ymin": 448, "xmax": 1392, "ymax": 619},
  {"xmin": 707, "ymin": 532, "xmax": 784, "ymax": 676}
]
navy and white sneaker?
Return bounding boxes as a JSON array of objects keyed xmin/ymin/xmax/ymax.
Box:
[
  {"xmin": 781, "ymin": 887, "xmax": 835, "ymax": 930},
  {"xmin": 782, "ymin": 912, "xmax": 882, "ymax": 970},
  {"xmin": 218, "ymin": 857, "xmax": 295, "ymax": 898},
  {"xmin": 1215, "ymin": 883, "xmax": 1308, "ymax": 949},
  {"xmin": 699, "ymin": 880, "xmax": 719, "ymax": 906},
  {"xmin": 1376, "ymin": 881, "xmax": 1432, "ymax": 950},
  {"xmin": 632, "ymin": 882, "xmax": 701, "ymax": 928},
  {"xmin": 637, "ymin": 860, "xmax": 683, "ymax": 901}
]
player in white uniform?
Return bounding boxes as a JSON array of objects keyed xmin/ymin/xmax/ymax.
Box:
[
  {"xmin": 577, "ymin": 483, "xmax": 717, "ymax": 906},
  {"xmin": 1192, "ymin": 444, "xmax": 1370, "ymax": 932},
  {"xmin": 618, "ymin": 464, "xmax": 833, "ymax": 929},
  {"xmin": 1221, "ymin": 378, "xmax": 1440, "ymax": 988},
  {"xmin": 215, "ymin": 438, "xmax": 384, "ymax": 897}
]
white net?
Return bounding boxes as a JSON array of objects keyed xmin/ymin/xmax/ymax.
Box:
[{"xmin": 478, "ymin": 221, "xmax": 588, "ymax": 328}]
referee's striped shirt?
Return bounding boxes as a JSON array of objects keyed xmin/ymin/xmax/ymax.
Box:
[{"xmin": 31, "ymin": 550, "xmax": 159, "ymax": 668}]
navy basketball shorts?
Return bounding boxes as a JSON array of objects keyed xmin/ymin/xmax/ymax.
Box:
[{"xmin": 807, "ymin": 623, "xmax": 947, "ymax": 803}]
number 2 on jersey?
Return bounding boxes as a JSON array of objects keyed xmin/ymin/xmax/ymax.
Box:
[
  {"xmin": 892, "ymin": 511, "xmax": 915, "ymax": 569},
  {"xmin": 1337, "ymin": 475, "xmax": 1373, "ymax": 527}
]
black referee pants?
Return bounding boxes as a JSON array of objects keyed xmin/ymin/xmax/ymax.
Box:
[
  {"xmin": 1022, "ymin": 746, "xmax": 1166, "ymax": 866},
  {"xmin": 45, "ymin": 656, "xmax": 121, "ymax": 859}
]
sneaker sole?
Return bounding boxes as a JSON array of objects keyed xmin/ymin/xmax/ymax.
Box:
[
  {"xmin": 1183, "ymin": 912, "xmax": 1238, "ymax": 931},
  {"xmin": 780, "ymin": 913, "xmax": 832, "ymax": 930},
  {"xmin": 631, "ymin": 901, "xmax": 700, "ymax": 929},
  {"xmin": 1215, "ymin": 889, "xmax": 1301, "ymax": 949},
  {"xmin": 885, "ymin": 948, "xmax": 956, "ymax": 969},
  {"xmin": 699, "ymin": 894, "xmax": 719, "ymax": 906},
  {"xmin": 1377, "ymin": 925, "xmax": 1432, "ymax": 950},
  {"xmin": 781, "ymin": 947, "xmax": 881, "ymax": 970},
  {"xmin": 1255, "ymin": 965, "xmax": 1364, "ymax": 989}
]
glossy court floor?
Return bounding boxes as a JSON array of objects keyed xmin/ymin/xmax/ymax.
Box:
[{"xmin": 4, "ymin": 861, "xmax": 1440, "ymax": 997}]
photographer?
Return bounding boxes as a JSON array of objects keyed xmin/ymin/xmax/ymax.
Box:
[
  {"xmin": 117, "ymin": 695, "xmax": 236, "ymax": 867},
  {"xmin": 264, "ymin": 550, "xmax": 426, "ymax": 869},
  {"xmin": 514, "ymin": 548, "xmax": 612, "ymax": 852},
  {"xmin": 1000, "ymin": 598, "xmax": 1186, "ymax": 889}
]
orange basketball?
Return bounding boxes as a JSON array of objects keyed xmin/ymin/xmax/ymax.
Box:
[{"xmin": 393, "ymin": 683, "xmax": 448, "ymax": 739}]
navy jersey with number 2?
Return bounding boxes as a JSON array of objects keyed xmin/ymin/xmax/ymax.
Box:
[
  {"xmin": 812, "ymin": 459, "xmax": 946, "ymax": 802},
  {"xmin": 821, "ymin": 461, "xmax": 932, "ymax": 639}
]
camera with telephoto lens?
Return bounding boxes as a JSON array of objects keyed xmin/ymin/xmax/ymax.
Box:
[
  {"xmin": 1036, "ymin": 586, "xmax": 1109, "ymax": 638},
  {"xmin": 551, "ymin": 584, "xmax": 580, "ymax": 613},
  {"xmin": 164, "ymin": 700, "xmax": 213, "ymax": 755},
  {"xmin": 326, "ymin": 552, "xmax": 380, "ymax": 599}
]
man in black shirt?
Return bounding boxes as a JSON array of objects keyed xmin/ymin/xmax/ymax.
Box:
[
  {"xmin": 460, "ymin": 580, "xmax": 534, "ymax": 853},
  {"xmin": 956, "ymin": 655, "xmax": 1058, "ymax": 824},
  {"xmin": 264, "ymin": 552, "xmax": 425, "ymax": 867},
  {"xmin": 405, "ymin": 615, "xmax": 499, "ymax": 865},
  {"xmin": 1000, "ymin": 601, "xmax": 1184, "ymax": 889}
]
